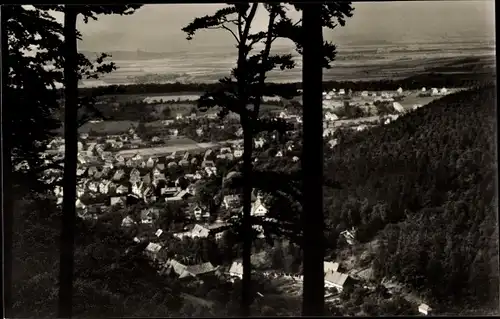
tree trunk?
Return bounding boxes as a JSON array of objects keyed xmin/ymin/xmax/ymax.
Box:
[
  {"xmin": 301, "ymin": 4, "xmax": 325, "ymax": 316},
  {"xmin": 58, "ymin": 6, "xmax": 78, "ymax": 318},
  {"xmin": 1, "ymin": 6, "xmax": 13, "ymax": 318},
  {"xmin": 241, "ymin": 125, "xmax": 253, "ymax": 317}
]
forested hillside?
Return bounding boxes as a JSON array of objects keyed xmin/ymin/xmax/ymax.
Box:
[{"xmin": 322, "ymin": 85, "xmax": 498, "ymax": 311}]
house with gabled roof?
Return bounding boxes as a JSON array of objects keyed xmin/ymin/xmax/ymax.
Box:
[
  {"xmin": 324, "ymin": 261, "xmax": 340, "ymax": 274},
  {"xmin": 112, "ymin": 169, "xmax": 125, "ymax": 181},
  {"xmin": 418, "ymin": 303, "xmax": 432, "ymax": 316},
  {"xmin": 131, "ymin": 181, "xmax": 144, "ymax": 197},
  {"xmin": 180, "ymin": 262, "xmax": 217, "ymax": 279},
  {"xmin": 76, "ymin": 168, "xmax": 87, "ymax": 177},
  {"xmin": 192, "ymin": 205, "xmax": 205, "ymax": 220},
  {"xmin": 161, "ymin": 186, "xmax": 179, "ymax": 196},
  {"xmin": 115, "ymin": 154, "xmax": 125, "ymax": 163},
  {"xmin": 165, "ymin": 259, "xmax": 188, "ymax": 277},
  {"xmin": 75, "ymin": 198, "xmax": 86, "ymax": 210},
  {"xmin": 223, "ymin": 194, "xmax": 241, "ymax": 209},
  {"xmin": 324, "ymin": 271, "xmax": 353, "ymax": 292},
  {"xmin": 121, "ymin": 215, "xmax": 136, "ymax": 227},
  {"xmin": 174, "ymin": 224, "xmax": 210, "ymax": 239},
  {"xmin": 125, "ymin": 158, "xmax": 134, "ymax": 167},
  {"xmin": 146, "ymin": 157, "xmax": 155, "ymax": 168},
  {"xmin": 140, "ymin": 208, "xmax": 160, "ymax": 224},
  {"xmin": 167, "ymin": 151, "xmax": 177, "ymax": 160},
  {"xmin": 144, "ymin": 242, "xmax": 163, "ymax": 261},
  {"xmin": 130, "ymin": 168, "xmax": 140, "ymax": 178},
  {"xmin": 167, "ymin": 161, "xmax": 177, "ymax": 168},
  {"xmin": 99, "ymin": 180, "xmax": 112, "ymax": 194},
  {"xmin": 251, "ymin": 196, "xmax": 268, "ymax": 217},
  {"xmin": 88, "ymin": 181, "xmax": 99, "ymax": 193},
  {"xmin": 340, "ymin": 227, "xmax": 357, "ymax": 245},
  {"xmin": 233, "ymin": 149, "xmax": 243, "ymax": 158},
  {"xmin": 228, "ymin": 261, "xmax": 243, "ymax": 279},
  {"xmin": 77, "ymin": 154, "xmax": 87, "ymax": 165},
  {"xmin": 254, "ymin": 137, "xmax": 265, "ymax": 149},
  {"xmin": 179, "ymin": 158, "xmax": 189, "ymax": 167},
  {"xmin": 76, "ymin": 184, "xmax": 85, "ymax": 198}
]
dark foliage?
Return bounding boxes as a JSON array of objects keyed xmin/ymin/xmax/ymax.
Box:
[{"xmin": 324, "ymin": 86, "xmax": 498, "ymax": 310}]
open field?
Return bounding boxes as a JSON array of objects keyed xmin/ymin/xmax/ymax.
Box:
[
  {"xmin": 106, "ymin": 92, "xmax": 203, "ymax": 103},
  {"xmin": 78, "ymin": 120, "xmax": 158, "ymax": 134},
  {"xmin": 78, "ymin": 106, "xmax": 278, "ymax": 135},
  {"xmin": 79, "ymin": 120, "xmax": 137, "ymax": 134},
  {"xmin": 115, "ymin": 138, "xmax": 243, "ymax": 158}
]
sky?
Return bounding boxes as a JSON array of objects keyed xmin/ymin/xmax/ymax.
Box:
[{"xmin": 49, "ymin": 1, "xmax": 495, "ymax": 52}]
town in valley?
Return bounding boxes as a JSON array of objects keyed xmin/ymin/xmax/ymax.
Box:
[{"xmin": 7, "ymin": 2, "xmax": 497, "ymax": 317}]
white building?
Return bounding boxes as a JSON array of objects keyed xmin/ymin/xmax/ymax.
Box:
[
  {"xmin": 324, "ymin": 271, "xmax": 352, "ymax": 292},
  {"xmin": 356, "ymin": 125, "xmax": 368, "ymax": 132},
  {"xmin": 328, "ymin": 139, "xmax": 338, "ymax": 149},
  {"xmin": 418, "ymin": 303, "xmax": 432, "ymax": 316},
  {"xmin": 234, "ymin": 149, "xmax": 243, "ymax": 158},
  {"xmin": 324, "ymin": 112, "xmax": 339, "ymax": 121},
  {"xmin": 251, "ymin": 197, "xmax": 268, "ymax": 217},
  {"xmin": 392, "ymin": 102, "xmax": 405, "ymax": 113},
  {"xmin": 324, "ymin": 261, "xmax": 340, "ymax": 274},
  {"xmin": 228, "ymin": 261, "xmax": 243, "ymax": 279},
  {"xmin": 145, "ymin": 242, "xmax": 162, "ymax": 255}
]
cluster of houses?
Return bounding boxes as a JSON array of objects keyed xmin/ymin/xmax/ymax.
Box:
[
  {"xmin": 320, "ymin": 87, "xmax": 451, "ymax": 119},
  {"xmin": 117, "ymin": 195, "xmax": 273, "ymax": 284},
  {"xmin": 322, "ymin": 86, "xmax": 449, "ymax": 101},
  {"xmin": 46, "ymin": 124, "xmax": 302, "ymax": 221}
]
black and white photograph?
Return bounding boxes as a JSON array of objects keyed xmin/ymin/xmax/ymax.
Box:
[{"xmin": 2, "ymin": 1, "xmax": 497, "ymax": 317}]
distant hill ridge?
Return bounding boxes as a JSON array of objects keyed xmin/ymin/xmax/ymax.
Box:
[{"xmin": 81, "ymin": 50, "xmax": 175, "ymax": 61}]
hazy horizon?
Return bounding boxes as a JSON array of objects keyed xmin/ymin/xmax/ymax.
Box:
[{"xmin": 67, "ymin": 1, "xmax": 495, "ymax": 53}]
